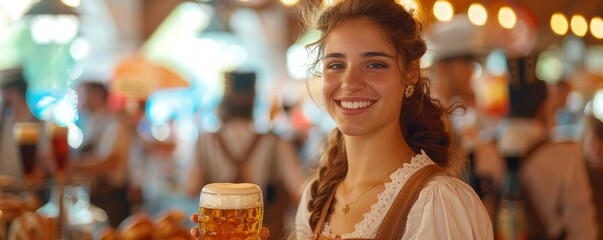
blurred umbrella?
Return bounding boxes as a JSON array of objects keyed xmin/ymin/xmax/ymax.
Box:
[{"xmin": 110, "ymin": 54, "xmax": 189, "ymax": 102}]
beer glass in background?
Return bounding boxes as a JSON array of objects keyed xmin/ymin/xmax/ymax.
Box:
[
  {"xmin": 46, "ymin": 122, "xmax": 69, "ymax": 174},
  {"xmin": 45, "ymin": 122, "xmax": 70, "ymax": 239},
  {"xmin": 13, "ymin": 122, "xmax": 40, "ymax": 181},
  {"xmin": 199, "ymin": 183, "xmax": 263, "ymax": 240}
]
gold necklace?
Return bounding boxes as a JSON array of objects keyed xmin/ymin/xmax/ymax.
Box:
[
  {"xmin": 339, "ymin": 153, "xmax": 412, "ymax": 216},
  {"xmin": 340, "ymin": 171, "xmax": 391, "ymax": 215}
]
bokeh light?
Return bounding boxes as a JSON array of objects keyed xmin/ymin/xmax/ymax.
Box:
[
  {"xmin": 433, "ymin": 0, "xmax": 454, "ymax": 22},
  {"xmin": 550, "ymin": 13, "xmax": 569, "ymax": 36},
  {"xmin": 593, "ymin": 89, "xmax": 603, "ymax": 121},
  {"xmin": 536, "ymin": 51, "xmax": 562, "ymax": 83},
  {"xmin": 151, "ymin": 123, "xmax": 171, "ymax": 142},
  {"xmin": 486, "ymin": 49, "xmax": 508, "ymax": 76},
  {"xmin": 0, "ymin": 0, "xmax": 34, "ymax": 21},
  {"xmin": 468, "ymin": 3, "xmax": 487, "ymax": 26},
  {"xmin": 280, "ymin": 0, "xmax": 298, "ymax": 6},
  {"xmin": 590, "ymin": 17, "xmax": 603, "ymax": 39},
  {"xmin": 67, "ymin": 124, "xmax": 83, "ymax": 149},
  {"xmin": 399, "ymin": 0, "xmax": 419, "ymax": 15},
  {"xmin": 570, "ymin": 15, "xmax": 588, "ymax": 37},
  {"xmin": 30, "ymin": 15, "xmax": 79, "ymax": 44},
  {"xmin": 70, "ymin": 37, "xmax": 89, "ymax": 60},
  {"xmin": 498, "ymin": 7, "xmax": 517, "ymax": 29}
]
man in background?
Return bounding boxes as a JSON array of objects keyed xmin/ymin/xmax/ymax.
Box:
[
  {"xmin": 0, "ymin": 67, "xmax": 50, "ymax": 182},
  {"xmin": 494, "ymin": 55, "xmax": 597, "ymax": 239},
  {"xmin": 428, "ymin": 14, "xmax": 500, "ymax": 213},
  {"xmin": 71, "ymin": 81, "xmax": 130, "ymax": 227}
]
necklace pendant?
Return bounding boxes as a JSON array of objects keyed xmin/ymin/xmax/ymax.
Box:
[{"xmin": 342, "ymin": 204, "xmax": 350, "ymax": 215}]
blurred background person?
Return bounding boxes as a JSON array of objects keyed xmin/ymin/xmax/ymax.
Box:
[
  {"xmin": 184, "ymin": 71, "xmax": 305, "ymax": 238},
  {"xmin": 121, "ymin": 99, "xmax": 147, "ymax": 214},
  {"xmin": 122, "ymin": 98, "xmax": 181, "ymax": 215},
  {"xmin": 0, "ymin": 67, "xmax": 51, "ymax": 186},
  {"xmin": 0, "ymin": 67, "xmax": 52, "ymax": 238},
  {"xmin": 583, "ymin": 114, "xmax": 603, "ymax": 239},
  {"xmin": 494, "ymin": 55, "xmax": 597, "ymax": 240},
  {"xmin": 429, "ymin": 14, "xmax": 481, "ymax": 109},
  {"xmin": 70, "ymin": 80, "xmax": 131, "ymax": 227},
  {"xmin": 427, "ymin": 14, "xmax": 500, "ymax": 217}
]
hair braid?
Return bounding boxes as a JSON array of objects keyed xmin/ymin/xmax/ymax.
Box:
[{"xmin": 308, "ymin": 129, "xmax": 347, "ymax": 230}]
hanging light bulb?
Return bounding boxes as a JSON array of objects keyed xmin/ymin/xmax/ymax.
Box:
[
  {"xmin": 468, "ymin": 3, "xmax": 487, "ymax": 26},
  {"xmin": 570, "ymin": 14, "xmax": 588, "ymax": 37},
  {"xmin": 24, "ymin": 0, "xmax": 79, "ymax": 45},
  {"xmin": 498, "ymin": 6, "xmax": 516, "ymax": 29},
  {"xmin": 590, "ymin": 17, "xmax": 603, "ymax": 39},
  {"xmin": 399, "ymin": 0, "xmax": 419, "ymax": 15},
  {"xmin": 433, "ymin": 0, "xmax": 454, "ymax": 22},
  {"xmin": 280, "ymin": 0, "xmax": 298, "ymax": 6},
  {"xmin": 550, "ymin": 13, "xmax": 569, "ymax": 36},
  {"xmin": 323, "ymin": 0, "xmax": 336, "ymax": 7}
]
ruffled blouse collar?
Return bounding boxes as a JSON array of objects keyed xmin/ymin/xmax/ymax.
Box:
[{"xmin": 323, "ymin": 150, "xmax": 436, "ymax": 238}]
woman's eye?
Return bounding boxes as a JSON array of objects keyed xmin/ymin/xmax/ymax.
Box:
[
  {"xmin": 368, "ymin": 63, "xmax": 386, "ymax": 69},
  {"xmin": 327, "ymin": 63, "xmax": 345, "ymax": 70}
]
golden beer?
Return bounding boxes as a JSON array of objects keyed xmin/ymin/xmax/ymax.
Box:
[{"xmin": 198, "ymin": 183, "xmax": 263, "ymax": 240}]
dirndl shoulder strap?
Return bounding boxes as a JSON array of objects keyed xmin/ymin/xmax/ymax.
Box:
[
  {"xmin": 311, "ymin": 164, "xmax": 445, "ymax": 240},
  {"xmin": 373, "ymin": 164, "xmax": 445, "ymax": 239},
  {"xmin": 311, "ymin": 183, "xmax": 337, "ymax": 238}
]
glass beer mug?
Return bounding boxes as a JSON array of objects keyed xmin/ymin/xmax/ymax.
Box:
[
  {"xmin": 13, "ymin": 122, "xmax": 40, "ymax": 181},
  {"xmin": 198, "ymin": 183, "xmax": 263, "ymax": 240},
  {"xmin": 45, "ymin": 122, "xmax": 69, "ymax": 174}
]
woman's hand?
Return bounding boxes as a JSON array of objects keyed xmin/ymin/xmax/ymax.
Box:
[{"xmin": 189, "ymin": 213, "xmax": 270, "ymax": 239}]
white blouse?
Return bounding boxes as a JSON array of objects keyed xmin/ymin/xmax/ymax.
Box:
[{"xmin": 295, "ymin": 151, "xmax": 493, "ymax": 239}]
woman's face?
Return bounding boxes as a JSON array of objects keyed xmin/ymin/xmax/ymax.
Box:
[{"xmin": 321, "ymin": 18, "xmax": 406, "ymax": 136}]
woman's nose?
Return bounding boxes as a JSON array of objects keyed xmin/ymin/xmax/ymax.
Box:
[{"xmin": 341, "ymin": 68, "xmax": 365, "ymax": 92}]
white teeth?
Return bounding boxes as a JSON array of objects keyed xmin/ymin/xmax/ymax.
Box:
[{"xmin": 341, "ymin": 101, "xmax": 373, "ymax": 109}]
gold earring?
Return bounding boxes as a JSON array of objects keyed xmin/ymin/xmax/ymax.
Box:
[{"xmin": 405, "ymin": 85, "xmax": 414, "ymax": 98}]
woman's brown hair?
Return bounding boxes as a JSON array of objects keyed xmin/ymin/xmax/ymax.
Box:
[{"xmin": 298, "ymin": 0, "xmax": 454, "ymax": 230}]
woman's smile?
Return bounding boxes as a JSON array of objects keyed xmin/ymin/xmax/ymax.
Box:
[
  {"xmin": 340, "ymin": 100, "xmax": 373, "ymax": 110},
  {"xmin": 335, "ymin": 97, "xmax": 377, "ymax": 115}
]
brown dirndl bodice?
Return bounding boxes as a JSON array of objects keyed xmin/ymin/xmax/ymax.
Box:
[{"xmin": 311, "ymin": 164, "xmax": 445, "ymax": 240}]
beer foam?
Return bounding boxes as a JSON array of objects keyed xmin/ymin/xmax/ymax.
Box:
[
  {"xmin": 200, "ymin": 183, "xmax": 262, "ymax": 209},
  {"xmin": 13, "ymin": 122, "xmax": 39, "ymax": 144}
]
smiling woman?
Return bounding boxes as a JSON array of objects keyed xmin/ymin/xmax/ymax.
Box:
[{"xmin": 293, "ymin": 0, "xmax": 493, "ymax": 239}]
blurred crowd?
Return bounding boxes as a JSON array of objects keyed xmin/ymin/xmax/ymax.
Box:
[{"xmin": 0, "ymin": 7, "xmax": 602, "ymax": 240}]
